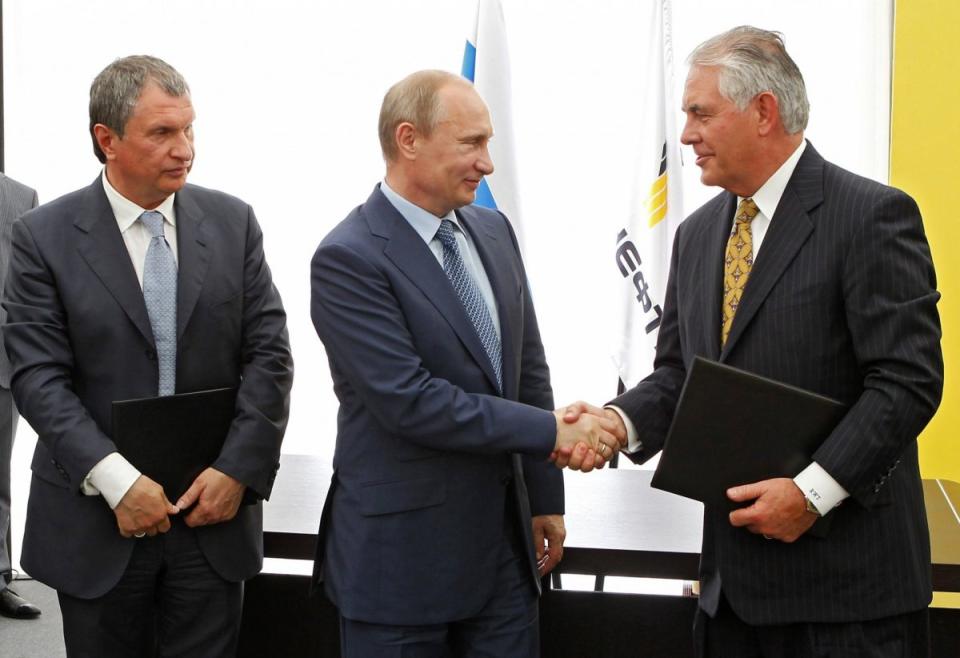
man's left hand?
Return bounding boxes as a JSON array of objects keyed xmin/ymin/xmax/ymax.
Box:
[
  {"xmin": 532, "ymin": 514, "xmax": 566, "ymax": 576},
  {"xmin": 727, "ymin": 478, "xmax": 817, "ymax": 543},
  {"xmin": 177, "ymin": 467, "xmax": 246, "ymax": 528}
]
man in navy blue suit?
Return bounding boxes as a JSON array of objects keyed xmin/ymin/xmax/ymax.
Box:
[{"xmin": 310, "ymin": 70, "xmax": 623, "ymax": 657}]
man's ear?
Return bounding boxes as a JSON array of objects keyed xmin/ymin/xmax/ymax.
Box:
[
  {"xmin": 394, "ymin": 122, "xmax": 418, "ymax": 161},
  {"xmin": 93, "ymin": 124, "xmax": 119, "ymax": 161},
  {"xmin": 755, "ymin": 91, "xmax": 781, "ymax": 137}
]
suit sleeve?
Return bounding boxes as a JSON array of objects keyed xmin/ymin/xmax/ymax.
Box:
[
  {"xmin": 609, "ymin": 227, "xmax": 687, "ymax": 465},
  {"xmin": 310, "ymin": 239, "xmax": 557, "ymax": 458},
  {"xmin": 814, "ymin": 188, "xmax": 942, "ymax": 507},
  {"xmin": 4, "ymin": 219, "xmax": 117, "ymax": 491},
  {"xmin": 211, "ymin": 207, "xmax": 293, "ymax": 500}
]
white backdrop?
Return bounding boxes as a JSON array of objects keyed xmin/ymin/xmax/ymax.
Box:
[{"xmin": 4, "ymin": 0, "xmax": 891, "ymax": 569}]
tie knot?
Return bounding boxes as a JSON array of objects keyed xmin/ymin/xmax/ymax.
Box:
[
  {"xmin": 735, "ymin": 198, "xmax": 759, "ymax": 225},
  {"xmin": 140, "ymin": 211, "xmax": 166, "ymax": 238},
  {"xmin": 435, "ymin": 219, "xmax": 458, "ymax": 249}
]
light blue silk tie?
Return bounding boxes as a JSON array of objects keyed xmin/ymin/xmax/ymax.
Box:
[
  {"xmin": 140, "ymin": 211, "xmax": 178, "ymax": 396},
  {"xmin": 435, "ymin": 219, "xmax": 502, "ymax": 392}
]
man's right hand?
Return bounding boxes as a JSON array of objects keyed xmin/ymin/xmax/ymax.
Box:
[
  {"xmin": 552, "ymin": 407, "xmax": 623, "ymax": 472},
  {"xmin": 114, "ymin": 475, "xmax": 179, "ymax": 538}
]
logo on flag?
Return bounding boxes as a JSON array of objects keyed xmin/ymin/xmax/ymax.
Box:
[{"xmin": 614, "ymin": 0, "xmax": 684, "ymax": 389}]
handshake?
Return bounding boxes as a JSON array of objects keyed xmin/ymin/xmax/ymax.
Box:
[{"xmin": 551, "ymin": 402, "xmax": 628, "ymax": 472}]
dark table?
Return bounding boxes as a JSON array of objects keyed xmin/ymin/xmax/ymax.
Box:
[
  {"xmin": 262, "ymin": 454, "xmax": 960, "ymax": 590},
  {"xmin": 245, "ymin": 455, "xmax": 960, "ymax": 658}
]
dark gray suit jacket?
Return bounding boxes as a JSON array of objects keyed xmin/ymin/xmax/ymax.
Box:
[
  {"xmin": 2, "ymin": 177, "xmax": 293, "ymax": 599},
  {"xmin": 613, "ymin": 143, "xmax": 943, "ymax": 624},
  {"xmin": 310, "ymin": 186, "xmax": 563, "ymax": 625},
  {"xmin": 0, "ymin": 174, "xmax": 38, "ymax": 388}
]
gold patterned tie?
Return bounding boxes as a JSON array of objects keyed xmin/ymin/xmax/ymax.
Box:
[{"xmin": 721, "ymin": 198, "xmax": 760, "ymax": 346}]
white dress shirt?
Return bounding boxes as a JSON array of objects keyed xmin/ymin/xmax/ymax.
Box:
[
  {"xmin": 612, "ymin": 141, "xmax": 849, "ymax": 515},
  {"xmin": 80, "ymin": 170, "xmax": 180, "ymax": 509}
]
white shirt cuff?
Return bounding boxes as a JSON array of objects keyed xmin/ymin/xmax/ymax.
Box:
[
  {"xmin": 793, "ymin": 461, "xmax": 849, "ymax": 516},
  {"xmin": 81, "ymin": 452, "xmax": 141, "ymax": 510},
  {"xmin": 605, "ymin": 405, "xmax": 641, "ymax": 453}
]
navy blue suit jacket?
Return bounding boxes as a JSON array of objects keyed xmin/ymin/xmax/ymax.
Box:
[
  {"xmin": 2, "ymin": 178, "xmax": 293, "ymax": 599},
  {"xmin": 613, "ymin": 143, "xmax": 943, "ymax": 624},
  {"xmin": 310, "ymin": 186, "xmax": 563, "ymax": 625}
]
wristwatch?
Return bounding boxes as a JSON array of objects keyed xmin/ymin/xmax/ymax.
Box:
[{"xmin": 804, "ymin": 496, "xmax": 822, "ymax": 517}]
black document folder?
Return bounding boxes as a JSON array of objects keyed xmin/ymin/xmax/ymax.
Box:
[
  {"xmin": 111, "ymin": 387, "xmax": 237, "ymax": 501},
  {"xmin": 651, "ymin": 358, "xmax": 846, "ymax": 510}
]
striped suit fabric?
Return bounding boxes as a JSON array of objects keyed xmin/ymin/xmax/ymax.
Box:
[{"xmin": 612, "ymin": 142, "xmax": 943, "ymax": 625}]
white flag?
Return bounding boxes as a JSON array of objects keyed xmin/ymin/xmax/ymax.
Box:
[
  {"xmin": 614, "ymin": 0, "xmax": 684, "ymax": 388},
  {"xmin": 462, "ymin": 0, "xmax": 525, "ymax": 248}
]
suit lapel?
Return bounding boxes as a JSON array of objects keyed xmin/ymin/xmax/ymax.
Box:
[
  {"xmin": 458, "ymin": 206, "xmax": 517, "ymax": 399},
  {"xmin": 74, "ymin": 179, "xmax": 154, "ymax": 346},
  {"xmin": 720, "ymin": 143, "xmax": 824, "ymax": 359},
  {"xmin": 173, "ymin": 188, "xmax": 211, "ymax": 339},
  {"xmin": 366, "ymin": 188, "xmax": 501, "ymax": 393}
]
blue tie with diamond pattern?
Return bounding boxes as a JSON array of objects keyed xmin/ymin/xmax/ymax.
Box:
[
  {"xmin": 140, "ymin": 211, "xmax": 178, "ymax": 396},
  {"xmin": 435, "ymin": 219, "xmax": 502, "ymax": 392}
]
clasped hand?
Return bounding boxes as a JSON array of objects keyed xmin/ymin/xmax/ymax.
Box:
[
  {"xmin": 550, "ymin": 401, "xmax": 627, "ymax": 472},
  {"xmin": 114, "ymin": 467, "xmax": 246, "ymax": 538}
]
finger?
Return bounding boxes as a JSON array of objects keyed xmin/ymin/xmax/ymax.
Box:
[
  {"xmin": 728, "ymin": 505, "xmax": 759, "ymax": 528},
  {"xmin": 727, "ymin": 482, "xmax": 764, "ymax": 503},
  {"xmin": 567, "ymin": 443, "xmax": 589, "ymax": 470},
  {"xmin": 177, "ymin": 480, "xmax": 204, "ymax": 510},
  {"xmin": 533, "ymin": 527, "xmax": 545, "ymax": 562},
  {"xmin": 548, "ymin": 450, "xmax": 558, "ymax": 462},
  {"xmin": 146, "ymin": 526, "xmax": 159, "ymax": 537},
  {"xmin": 580, "ymin": 449, "xmax": 597, "ymax": 473},
  {"xmin": 157, "ymin": 515, "xmax": 173, "ymax": 533},
  {"xmin": 540, "ymin": 548, "xmax": 561, "ymax": 575},
  {"xmin": 553, "ymin": 451, "xmax": 571, "ymax": 468},
  {"xmin": 562, "ymin": 405, "xmax": 582, "ymax": 423}
]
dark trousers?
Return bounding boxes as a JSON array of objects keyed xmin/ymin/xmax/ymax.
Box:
[
  {"xmin": 340, "ymin": 510, "xmax": 539, "ymax": 658},
  {"xmin": 694, "ymin": 593, "xmax": 930, "ymax": 658},
  {"xmin": 58, "ymin": 518, "xmax": 242, "ymax": 658},
  {"xmin": 0, "ymin": 387, "xmax": 18, "ymax": 590}
]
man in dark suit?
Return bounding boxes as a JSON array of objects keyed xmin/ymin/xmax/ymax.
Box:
[
  {"xmin": 2, "ymin": 56, "xmax": 292, "ymax": 656},
  {"xmin": 565, "ymin": 26, "xmax": 942, "ymax": 656},
  {"xmin": 310, "ymin": 70, "xmax": 622, "ymax": 657},
  {"xmin": 0, "ymin": 173, "xmax": 40, "ymax": 620}
]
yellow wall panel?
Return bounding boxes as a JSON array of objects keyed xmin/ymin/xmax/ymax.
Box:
[{"xmin": 890, "ymin": 0, "xmax": 960, "ymax": 481}]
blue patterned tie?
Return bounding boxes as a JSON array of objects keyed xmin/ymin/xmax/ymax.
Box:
[
  {"xmin": 435, "ymin": 219, "xmax": 502, "ymax": 392},
  {"xmin": 140, "ymin": 211, "xmax": 178, "ymax": 396}
]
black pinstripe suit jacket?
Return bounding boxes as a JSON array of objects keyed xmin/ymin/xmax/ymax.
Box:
[{"xmin": 612, "ymin": 142, "xmax": 943, "ymax": 624}]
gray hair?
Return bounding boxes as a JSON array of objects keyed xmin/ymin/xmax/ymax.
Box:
[
  {"xmin": 89, "ymin": 55, "xmax": 190, "ymax": 163},
  {"xmin": 378, "ymin": 70, "xmax": 465, "ymax": 162},
  {"xmin": 688, "ymin": 26, "xmax": 809, "ymax": 134}
]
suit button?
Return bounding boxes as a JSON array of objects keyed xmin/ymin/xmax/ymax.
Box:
[
  {"xmin": 145, "ymin": 349, "xmax": 157, "ymax": 361},
  {"xmin": 500, "ymin": 475, "xmax": 513, "ymax": 486}
]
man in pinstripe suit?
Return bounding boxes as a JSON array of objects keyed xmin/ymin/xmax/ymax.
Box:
[
  {"xmin": 0, "ymin": 173, "xmax": 40, "ymax": 619},
  {"xmin": 566, "ymin": 26, "xmax": 943, "ymax": 655}
]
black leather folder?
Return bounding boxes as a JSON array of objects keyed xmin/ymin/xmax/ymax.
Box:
[
  {"xmin": 651, "ymin": 358, "xmax": 846, "ymax": 510},
  {"xmin": 111, "ymin": 387, "xmax": 237, "ymax": 501}
]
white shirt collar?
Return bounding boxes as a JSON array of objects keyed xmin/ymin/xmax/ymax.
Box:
[
  {"xmin": 741, "ymin": 140, "xmax": 807, "ymax": 220},
  {"xmin": 101, "ymin": 169, "xmax": 177, "ymax": 232},
  {"xmin": 379, "ymin": 180, "xmax": 460, "ymax": 244}
]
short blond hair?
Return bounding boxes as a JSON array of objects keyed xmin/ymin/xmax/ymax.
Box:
[{"xmin": 378, "ymin": 70, "xmax": 466, "ymax": 161}]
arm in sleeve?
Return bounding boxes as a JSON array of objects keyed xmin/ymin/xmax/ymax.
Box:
[
  {"xmin": 813, "ymin": 189, "xmax": 942, "ymax": 508},
  {"xmin": 310, "ymin": 239, "xmax": 557, "ymax": 458},
  {"xmin": 211, "ymin": 207, "xmax": 293, "ymax": 500},
  {"xmin": 3, "ymin": 219, "xmax": 117, "ymax": 491}
]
